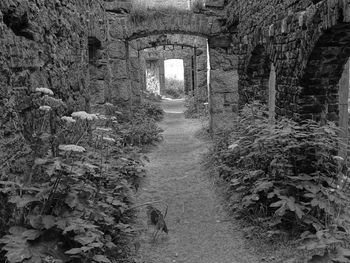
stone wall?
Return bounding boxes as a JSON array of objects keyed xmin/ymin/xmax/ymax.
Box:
[
  {"xmin": 140, "ymin": 46, "xmax": 193, "ymax": 95},
  {"xmin": 232, "ymin": 0, "xmax": 350, "ymax": 122},
  {"xmin": 132, "ymin": 0, "xmax": 191, "ymax": 10},
  {"xmin": 0, "ymin": 0, "xmax": 105, "ymax": 177},
  {"xmin": 128, "ymin": 33, "xmax": 210, "ymax": 104}
]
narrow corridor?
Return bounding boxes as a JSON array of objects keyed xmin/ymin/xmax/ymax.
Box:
[{"xmin": 135, "ymin": 99, "xmax": 259, "ymax": 263}]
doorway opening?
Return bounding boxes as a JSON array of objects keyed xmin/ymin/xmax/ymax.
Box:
[{"xmin": 164, "ymin": 59, "xmax": 185, "ymax": 99}]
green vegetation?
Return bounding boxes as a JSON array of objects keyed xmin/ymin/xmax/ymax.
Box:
[
  {"xmin": 163, "ymin": 78, "xmax": 184, "ymax": 99},
  {"xmin": 184, "ymin": 96, "xmax": 208, "ymax": 119},
  {"xmin": 0, "ymin": 89, "xmax": 164, "ymax": 263},
  {"xmin": 208, "ymin": 102, "xmax": 350, "ymax": 261}
]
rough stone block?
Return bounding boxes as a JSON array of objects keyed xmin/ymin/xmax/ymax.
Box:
[
  {"xmin": 110, "ymin": 79, "xmax": 131, "ymax": 102},
  {"xmin": 210, "ymin": 69, "xmax": 238, "ymax": 93},
  {"xmin": 111, "ymin": 59, "xmax": 128, "ymax": 79},
  {"xmin": 90, "ymin": 80, "xmax": 106, "ymax": 105},
  {"xmin": 107, "ymin": 40, "xmax": 126, "ymax": 59}
]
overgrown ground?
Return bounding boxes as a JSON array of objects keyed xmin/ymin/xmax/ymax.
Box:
[
  {"xmin": 135, "ymin": 99, "xmax": 350, "ymax": 263},
  {"xmin": 206, "ymin": 102, "xmax": 350, "ymax": 263},
  {"xmin": 134, "ymin": 99, "xmax": 261, "ymax": 263},
  {"xmin": 0, "ymin": 88, "xmax": 165, "ymax": 263}
]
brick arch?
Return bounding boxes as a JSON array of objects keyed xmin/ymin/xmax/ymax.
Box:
[
  {"xmin": 240, "ymin": 44, "xmax": 271, "ymax": 105},
  {"xmin": 298, "ymin": 23, "xmax": 350, "ymax": 122}
]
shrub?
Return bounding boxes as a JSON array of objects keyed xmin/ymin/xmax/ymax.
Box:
[
  {"xmin": 191, "ymin": 0, "xmax": 205, "ymax": 13},
  {"xmin": 184, "ymin": 96, "xmax": 208, "ymax": 119},
  {"xmin": 0, "ymin": 90, "xmax": 154, "ymax": 263},
  {"xmin": 210, "ymin": 103, "xmax": 350, "ymax": 260},
  {"xmin": 163, "ymin": 78, "xmax": 184, "ymax": 99}
]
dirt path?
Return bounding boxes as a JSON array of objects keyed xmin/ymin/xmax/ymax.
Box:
[{"xmin": 135, "ymin": 99, "xmax": 259, "ymax": 263}]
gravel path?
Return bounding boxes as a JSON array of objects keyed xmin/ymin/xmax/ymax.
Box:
[{"xmin": 135, "ymin": 99, "xmax": 259, "ymax": 263}]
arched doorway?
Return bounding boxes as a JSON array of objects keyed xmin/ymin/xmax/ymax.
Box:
[{"xmin": 299, "ymin": 23, "xmax": 350, "ymax": 158}]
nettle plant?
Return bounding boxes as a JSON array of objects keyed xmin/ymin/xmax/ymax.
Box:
[
  {"xmin": 211, "ymin": 103, "xmax": 350, "ymax": 260},
  {"xmin": 0, "ymin": 88, "xmax": 146, "ymax": 263},
  {"xmin": 113, "ymin": 102, "xmax": 164, "ymax": 147}
]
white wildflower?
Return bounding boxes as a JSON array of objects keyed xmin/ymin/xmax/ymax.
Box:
[
  {"xmin": 103, "ymin": 137, "xmax": 115, "ymax": 143},
  {"xmin": 59, "ymin": 144, "xmax": 86, "ymax": 153},
  {"xmin": 96, "ymin": 127, "xmax": 112, "ymax": 132},
  {"xmin": 105, "ymin": 103, "xmax": 114, "ymax": 107},
  {"xmin": 71, "ymin": 111, "xmax": 98, "ymax": 121},
  {"xmin": 228, "ymin": 143, "xmax": 239, "ymax": 150},
  {"xmin": 203, "ymin": 102, "xmax": 209, "ymax": 106},
  {"xmin": 39, "ymin": 105, "xmax": 52, "ymax": 112},
  {"xmin": 43, "ymin": 95, "xmax": 65, "ymax": 108},
  {"xmin": 61, "ymin": 116, "xmax": 76, "ymax": 123},
  {"xmin": 97, "ymin": 114, "xmax": 107, "ymax": 120},
  {"xmin": 35, "ymin": 87, "xmax": 54, "ymax": 96},
  {"xmin": 333, "ymin": 156, "xmax": 344, "ymax": 162}
]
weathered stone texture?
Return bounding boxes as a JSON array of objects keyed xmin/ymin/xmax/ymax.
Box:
[
  {"xmin": 0, "ymin": 0, "xmax": 106, "ymax": 175},
  {"xmin": 234, "ymin": 0, "xmax": 350, "ymax": 122},
  {"xmin": 133, "ymin": 0, "xmax": 190, "ymax": 10}
]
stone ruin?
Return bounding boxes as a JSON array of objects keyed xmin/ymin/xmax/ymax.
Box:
[{"xmin": 2, "ymin": 0, "xmax": 350, "ymax": 172}]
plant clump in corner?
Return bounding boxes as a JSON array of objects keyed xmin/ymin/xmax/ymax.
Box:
[
  {"xmin": 0, "ymin": 87, "xmax": 164, "ymax": 263},
  {"xmin": 209, "ymin": 102, "xmax": 350, "ymax": 261}
]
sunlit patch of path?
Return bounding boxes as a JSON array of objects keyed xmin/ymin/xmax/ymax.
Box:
[{"xmin": 135, "ymin": 99, "xmax": 259, "ymax": 263}]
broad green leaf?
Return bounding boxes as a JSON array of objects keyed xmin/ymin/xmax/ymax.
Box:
[
  {"xmin": 74, "ymin": 234, "xmax": 97, "ymax": 245},
  {"xmin": 65, "ymin": 192, "xmax": 79, "ymax": 208},
  {"xmin": 65, "ymin": 248, "xmax": 82, "ymax": 255},
  {"xmin": 270, "ymin": 200, "xmax": 285, "ymax": 208},
  {"xmin": 27, "ymin": 215, "xmax": 43, "ymax": 230},
  {"xmin": 42, "ymin": 216, "xmax": 56, "ymax": 229},
  {"xmin": 22, "ymin": 230, "xmax": 41, "ymax": 241},
  {"xmin": 9, "ymin": 227, "xmax": 28, "ymax": 235},
  {"xmin": 93, "ymin": 255, "xmax": 111, "ymax": 263},
  {"xmin": 5, "ymin": 248, "xmax": 32, "ymax": 263},
  {"xmin": 254, "ymin": 181, "xmax": 273, "ymax": 192},
  {"xmin": 9, "ymin": 195, "xmax": 39, "ymax": 208}
]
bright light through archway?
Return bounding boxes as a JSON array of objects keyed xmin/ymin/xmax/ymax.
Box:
[{"xmin": 165, "ymin": 59, "xmax": 184, "ymax": 80}]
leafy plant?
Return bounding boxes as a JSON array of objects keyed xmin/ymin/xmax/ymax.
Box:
[
  {"xmin": 184, "ymin": 96, "xmax": 208, "ymax": 119},
  {"xmin": 209, "ymin": 103, "xmax": 350, "ymax": 260},
  {"xmin": 191, "ymin": 0, "xmax": 205, "ymax": 13},
  {"xmin": 164, "ymin": 78, "xmax": 184, "ymax": 99},
  {"xmin": 0, "ymin": 88, "xmax": 153, "ymax": 263}
]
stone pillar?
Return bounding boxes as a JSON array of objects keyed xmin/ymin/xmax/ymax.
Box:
[
  {"xmin": 268, "ymin": 63, "xmax": 276, "ymax": 125},
  {"xmin": 88, "ymin": 37, "xmax": 110, "ymax": 114},
  {"xmin": 159, "ymin": 59, "xmax": 165, "ymax": 95},
  {"xmin": 184, "ymin": 57, "xmax": 193, "ymax": 95},
  {"xmin": 106, "ymin": 38, "xmax": 131, "ymax": 106},
  {"xmin": 209, "ymin": 46, "xmax": 239, "ymax": 133},
  {"xmin": 196, "ymin": 46, "xmax": 208, "ymax": 103},
  {"xmin": 192, "ymin": 53, "xmax": 197, "ymax": 96},
  {"xmin": 128, "ymin": 56, "xmax": 142, "ymax": 104},
  {"xmin": 338, "ymin": 59, "xmax": 350, "ymax": 159}
]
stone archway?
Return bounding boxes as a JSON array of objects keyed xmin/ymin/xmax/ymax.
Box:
[
  {"xmin": 105, "ymin": 4, "xmax": 237, "ymax": 133},
  {"xmin": 140, "ymin": 46, "xmax": 194, "ymax": 97},
  {"xmin": 299, "ymin": 23, "xmax": 350, "ymax": 159},
  {"xmin": 241, "ymin": 44, "xmax": 271, "ymax": 105},
  {"xmin": 299, "ymin": 24, "xmax": 350, "ymax": 123},
  {"xmin": 128, "ymin": 34, "xmax": 209, "ymax": 103}
]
